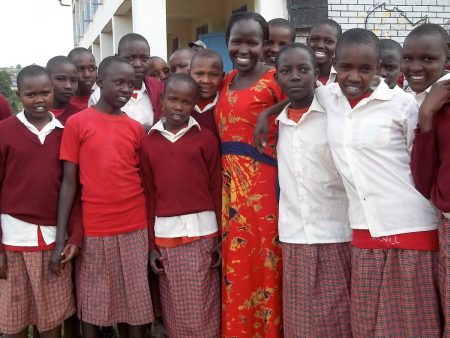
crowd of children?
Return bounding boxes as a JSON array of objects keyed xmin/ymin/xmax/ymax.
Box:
[{"xmin": 0, "ymin": 9, "xmax": 449, "ymax": 338}]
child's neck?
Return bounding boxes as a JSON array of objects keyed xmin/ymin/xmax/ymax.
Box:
[
  {"xmin": 76, "ymin": 88, "xmax": 92, "ymax": 97},
  {"xmin": 318, "ymin": 63, "xmax": 332, "ymax": 78},
  {"xmin": 94, "ymin": 98, "xmax": 123, "ymax": 115},
  {"xmin": 290, "ymin": 93, "xmax": 315, "ymax": 110},
  {"xmin": 164, "ymin": 121, "xmax": 189, "ymax": 135},
  {"xmin": 24, "ymin": 110, "xmax": 51, "ymax": 131},
  {"xmin": 52, "ymin": 99, "xmax": 68, "ymax": 110},
  {"xmin": 134, "ymin": 81, "xmax": 143, "ymax": 90}
]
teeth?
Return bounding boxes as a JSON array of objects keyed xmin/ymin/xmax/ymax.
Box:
[
  {"xmin": 118, "ymin": 96, "xmax": 128, "ymax": 101},
  {"xmin": 411, "ymin": 75, "xmax": 424, "ymax": 80},
  {"xmin": 237, "ymin": 57, "xmax": 250, "ymax": 63},
  {"xmin": 347, "ymin": 86, "xmax": 360, "ymax": 93},
  {"xmin": 35, "ymin": 106, "xmax": 45, "ymax": 112},
  {"xmin": 315, "ymin": 52, "xmax": 326, "ymax": 57}
]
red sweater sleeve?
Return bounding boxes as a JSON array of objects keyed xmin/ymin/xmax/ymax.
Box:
[
  {"xmin": 411, "ymin": 128, "xmax": 439, "ymax": 198},
  {"xmin": 66, "ymin": 187, "xmax": 84, "ymax": 248},
  {"xmin": 0, "ymin": 95, "xmax": 12, "ymax": 121},
  {"xmin": 139, "ymin": 143, "xmax": 157, "ymax": 250},
  {"xmin": 203, "ymin": 132, "xmax": 222, "ymax": 233}
]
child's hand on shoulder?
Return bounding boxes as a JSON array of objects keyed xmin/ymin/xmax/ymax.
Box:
[
  {"xmin": 419, "ymin": 79, "xmax": 450, "ymax": 131},
  {"xmin": 0, "ymin": 251, "xmax": 6, "ymax": 279},
  {"xmin": 208, "ymin": 240, "xmax": 222, "ymax": 269},
  {"xmin": 254, "ymin": 109, "xmax": 272, "ymax": 153},
  {"xmin": 150, "ymin": 249, "xmax": 165, "ymax": 274}
]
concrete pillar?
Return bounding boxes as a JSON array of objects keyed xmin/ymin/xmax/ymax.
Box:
[
  {"xmin": 100, "ymin": 31, "xmax": 113, "ymax": 60},
  {"xmin": 91, "ymin": 41, "xmax": 101, "ymax": 65},
  {"xmin": 254, "ymin": 0, "xmax": 289, "ymax": 21},
  {"xmin": 112, "ymin": 14, "xmax": 133, "ymax": 53},
  {"xmin": 132, "ymin": 0, "xmax": 168, "ymax": 60}
]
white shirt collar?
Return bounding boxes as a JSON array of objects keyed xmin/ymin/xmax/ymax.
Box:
[
  {"xmin": 194, "ymin": 93, "xmax": 219, "ymax": 114},
  {"xmin": 276, "ymin": 97, "xmax": 325, "ymax": 126},
  {"xmin": 414, "ymin": 71, "xmax": 450, "ymax": 98},
  {"xmin": 150, "ymin": 116, "xmax": 201, "ymax": 142},
  {"xmin": 17, "ymin": 110, "xmax": 64, "ymax": 131},
  {"xmin": 328, "ymin": 76, "xmax": 393, "ymax": 103}
]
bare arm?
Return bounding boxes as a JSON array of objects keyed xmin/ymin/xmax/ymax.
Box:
[
  {"xmin": 254, "ymin": 98, "xmax": 289, "ymax": 153},
  {"xmin": 49, "ymin": 161, "xmax": 79, "ymax": 274}
]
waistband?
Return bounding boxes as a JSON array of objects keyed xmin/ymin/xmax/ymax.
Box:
[{"xmin": 221, "ymin": 141, "xmax": 277, "ymax": 167}]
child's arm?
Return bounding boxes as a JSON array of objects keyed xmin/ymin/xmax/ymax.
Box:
[
  {"xmin": 411, "ymin": 80, "xmax": 450, "ymax": 196},
  {"xmin": 49, "ymin": 161, "xmax": 79, "ymax": 275},
  {"xmin": 254, "ymin": 98, "xmax": 290, "ymax": 153},
  {"xmin": 204, "ymin": 134, "xmax": 223, "ymax": 268},
  {"xmin": 139, "ymin": 145, "xmax": 164, "ymax": 274}
]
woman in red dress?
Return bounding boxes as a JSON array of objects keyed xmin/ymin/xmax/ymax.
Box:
[{"xmin": 215, "ymin": 11, "xmax": 283, "ymax": 337}]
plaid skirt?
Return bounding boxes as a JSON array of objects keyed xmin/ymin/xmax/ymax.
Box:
[
  {"xmin": 351, "ymin": 246, "xmax": 442, "ymax": 337},
  {"xmin": 282, "ymin": 242, "xmax": 352, "ymax": 338},
  {"xmin": 76, "ymin": 229, "xmax": 154, "ymax": 326},
  {"xmin": 438, "ymin": 215, "xmax": 450, "ymax": 337},
  {"xmin": 0, "ymin": 250, "xmax": 75, "ymax": 334},
  {"xmin": 158, "ymin": 237, "xmax": 221, "ymax": 338}
]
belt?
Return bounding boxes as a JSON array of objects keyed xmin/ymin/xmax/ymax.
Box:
[{"xmin": 221, "ymin": 141, "xmax": 277, "ymax": 167}]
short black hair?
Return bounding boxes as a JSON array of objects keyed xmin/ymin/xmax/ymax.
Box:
[
  {"xmin": 311, "ymin": 19, "xmax": 342, "ymax": 37},
  {"xmin": 97, "ymin": 55, "xmax": 132, "ymax": 77},
  {"xmin": 163, "ymin": 73, "xmax": 199, "ymax": 99},
  {"xmin": 16, "ymin": 65, "xmax": 51, "ymax": 90},
  {"xmin": 67, "ymin": 47, "xmax": 94, "ymax": 61},
  {"xmin": 46, "ymin": 55, "xmax": 76, "ymax": 74},
  {"xmin": 275, "ymin": 42, "xmax": 316, "ymax": 69},
  {"xmin": 191, "ymin": 49, "xmax": 224, "ymax": 70},
  {"xmin": 405, "ymin": 23, "xmax": 449, "ymax": 55},
  {"xmin": 117, "ymin": 33, "xmax": 150, "ymax": 55},
  {"xmin": 225, "ymin": 11, "xmax": 269, "ymax": 45},
  {"xmin": 335, "ymin": 28, "xmax": 380, "ymax": 59},
  {"xmin": 379, "ymin": 39, "xmax": 402, "ymax": 55},
  {"xmin": 268, "ymin": 18, "xmax": 296, "ymax": 42}
]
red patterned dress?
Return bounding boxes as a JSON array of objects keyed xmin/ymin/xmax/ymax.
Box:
[{"xmin": 215, "ymin": 69, "xmax": 283, "ymax": 337}]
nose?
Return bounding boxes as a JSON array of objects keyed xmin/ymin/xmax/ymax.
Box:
[
  {"xmin": 378, "ymin": 67, "xmax": 387, "ymax": 78},
  {"xmin": 408, "ymin": 60, "xmax": 422, "ymax": 73},
  {"xmin": 64, "ymin": 79, "xmax": 73, "ymax": 90},
  {"xmin": 348, "ymin": 69, "xmax": 360, "ymax": 82},
  {"xmin": 82, "ymin": 68, "xmax": 90, "ymax": 78}
]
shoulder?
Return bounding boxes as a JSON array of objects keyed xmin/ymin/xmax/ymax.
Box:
[
  {"xmin": 195, "ymin": 127, "xmax": 220, "ymax": 148},
  {"xmin": 65, "ymin": 107, "xmax": 91, "ymax": 126},
  {"xmin": 144, "ymin": 76, "xmax": 164, "ymax": 95}
]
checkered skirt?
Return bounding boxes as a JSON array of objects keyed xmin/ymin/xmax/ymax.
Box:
[
  {"xmin": 76, "ymin": 229, "xmax": 154, "ymax": 326},
  {"xmin": 351, "ymin": 246, "xmax": 442, "ymax": 337},
  {"xmin": 0, "ymin": 250, "xmax": 75, "ymax": 334},
  {"xmin": 438, "ymin": 215, "xmax": 450, "ymax": 337},
  {"xmin": 158, "ymin": 237, "xmax": 221, "ymax": 338},
  {"xmin": 282, "ymin": 242, "xmax": 352, "ymax": 337}
]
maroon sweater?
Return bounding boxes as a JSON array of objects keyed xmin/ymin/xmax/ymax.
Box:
[
  {"xmin": 139, "ymin": 126, "xmax": 221, "ymax": 250},
  {"xmin": 0, "ymin": 95, "xmax": 12, "ymax": 121},
  {"xmin": 0, "ymin": 116, "xmax": 82, "ymax": 250},
  {"xmin": 411, "ymin": 103, "xmax": 450, "ymax": 212},
  {"xmin": 191, "ymin": 106, "xmax": 220, "ymax": 142},
  {"xmin": 57, "ymin": 103, "xmax": 82, "ymax": 125}
]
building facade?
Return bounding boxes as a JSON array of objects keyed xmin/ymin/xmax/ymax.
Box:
[{"xmin": 72, "ymin": 0, "xmax": 450, "ymax": 65}]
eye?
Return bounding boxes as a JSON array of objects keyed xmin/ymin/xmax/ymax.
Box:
[
  {"xmin": 278, "ymin": 69, "xmax": 289, "ymax": 75},
  {"xmin": 301, "ymin": 67, "xmax": 310, "ymax": 73},
  {"xmin": 89, "ymin": 66, "xmax": 97, "ymax": 72},
  {"xmin": 141, "ymin": 56, "xmax": 149, "ymax": 62}
]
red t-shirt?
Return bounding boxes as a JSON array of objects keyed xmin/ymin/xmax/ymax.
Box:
[
  {"xmin": 347, "ymin": 90, "xmax": 372, "ymax": 108},
  {"xmin": 60, "ymin": 107, "xmax": 147, "ymax": 236},
  {"xmin": 287, "ymin": 107, "xmax": 309, "ymax": 124}
]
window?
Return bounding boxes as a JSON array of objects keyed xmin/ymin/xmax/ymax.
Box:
[{"xmin": 288, "ymin": 0, "xmax": 328, "ymax": 28}]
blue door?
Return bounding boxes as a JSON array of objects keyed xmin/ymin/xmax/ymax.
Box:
[{"xmin": 199, "ymin": 32, "xmax": 233, "ymax": 73}]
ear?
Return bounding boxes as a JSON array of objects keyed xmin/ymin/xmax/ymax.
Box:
[
  {"xmin": 445, "ymin": 44, "xmax": 450, "ymax": 67},
  {"xmin": 15, "ymin": 90, "xmax": 20, "ymax": 98},
  {"xmin": 96, "ymin": 76, "xmax": 103, "ymax": 88}
]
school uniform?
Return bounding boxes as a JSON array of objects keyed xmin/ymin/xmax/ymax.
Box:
[
  {"xmin": 50, "ymin": 103, "xmax": 82, "ymax": 125},
  {"xmin": 316, "ymin": 66, "xmax": 337, "ymax": 87},
  {"xmin": 412, "ymin": 102, "xmax": 450, "ymax": 335},
  {"xmin": 191, "ymin": 93, "xmax": 220, "ymax": 140},
  {"xmin": 140, "ymin": 116, "xmax": 221, "ymax": 338},
  {"xmin": 0, "ymin": 95, "xmax": 12, "ymax": 121},
  {"xmin": 0, "ymin": 112, "xmax": 79, "ymax": 334},
  {"xmin": 60, "ymin": 107, "xmax": 153, "ymax": 326},
  {"xmin": 89, "ymin": 77, "xmax": 164, "ymax": 126},
  {"xmin": 69, "ymin": 94, "xmax": 91, "ymax": 111},
  {"xmin": 316, "ymin": 79, "xmax": 441, "ymax": 337},
  {"xmin": 277, "ymin": 99, "xmax": 352, "ymax": 337}
]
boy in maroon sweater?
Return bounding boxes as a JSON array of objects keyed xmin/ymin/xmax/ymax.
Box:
[
  {"xmin": 189, "ymin": 49, "xmax": 223, "ymax": 140},
  {"xmin": 140, "ymin": 73, "xmax": 221, "ymax": 338},
  {"xmin": 0, "ymin": 65, "xmax": 80, "ymax": 337},
  {"xmin": 47, "ymin": 56, "xmax": 81, "ymax": 125},
  {"xmin": 409, "ymin": 23, "xmax": 450, "ymax": 335}
]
